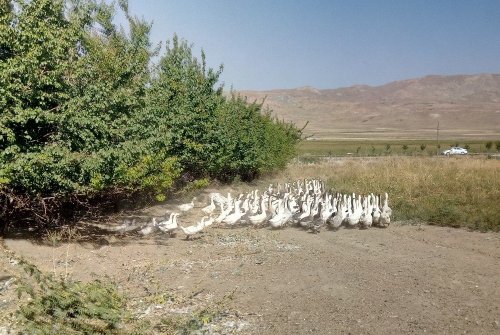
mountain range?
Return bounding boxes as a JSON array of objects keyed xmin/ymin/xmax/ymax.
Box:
[{"xmin": 238, "ymin": 74, "xmax": 500, "ymax": 140}]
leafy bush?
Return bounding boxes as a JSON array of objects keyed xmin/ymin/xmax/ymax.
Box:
[
  {"xmin": 148, "ymin": 38, "xmax": 300, "ymax": 181},
  {"xmin": 0, "ymin": 0, "xmax": 301, "ymax": 229}
]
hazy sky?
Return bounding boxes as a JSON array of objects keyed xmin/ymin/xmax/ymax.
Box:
[{"xmin": 115, "ymin": 0, "xmax": 500, "ymax": 90}]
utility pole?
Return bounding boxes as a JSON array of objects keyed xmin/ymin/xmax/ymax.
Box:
[{"xmin": 436, "ymin": 121, "xmax": 440, "ymax": 156}]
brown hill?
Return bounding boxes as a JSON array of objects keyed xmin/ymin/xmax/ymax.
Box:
[{"xmin": 238, "ymin": 74, "xmax": 500, "ymax": 140}]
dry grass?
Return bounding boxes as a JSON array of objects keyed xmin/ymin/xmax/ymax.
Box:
[{"xmin": 263, "ymin": 156, "xmax": 500, "ymax": 231}]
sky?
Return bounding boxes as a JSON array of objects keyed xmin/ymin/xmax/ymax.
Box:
[{"xmin": 114, "ymin": 0, "xmax": 500, "ymax": 90}]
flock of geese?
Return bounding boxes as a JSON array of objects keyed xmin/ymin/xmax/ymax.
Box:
[{"xmin": 120, "ymin": 178, "xmax": 392, "ymax": 240}]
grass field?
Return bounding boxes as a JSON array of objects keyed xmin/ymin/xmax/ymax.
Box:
[
  {"xmin": 298, "ymin": 139, "xmax": 500, "ymax": 157},
  {"xmin": 264, "ymin": 155, "xmax": 500, "ymax": 231}
]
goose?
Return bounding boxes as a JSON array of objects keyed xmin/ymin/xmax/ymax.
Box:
[
  {"xmin": 241, "ymin": 195, "xmax": 251, "ymax": 213},
  {"xmin": 249, "ymin": 196, "xmax": 269, "ymax": 225},
  {"xmin": 215, "ymin": 200, "xmax": 233, "ymax": 224},
  {"xmin": 382, "ymin": 192, "xmax": 392, "ymax": 217},
  {"xmin": 309, "ymin": 201, "xmax": 324, "ymax": 233},
  {"xmin": 249, "ymin": 190, "xmax": 260, "ymax": 214},
  {"xmin": 179, "ymin": 218, "xmax": 205, "ymax": 240},
  {"xmin": 210, "ymin": 192, "xmax": 227, "ymax": 207},
  {"xmin": 178, "ymin": 197, "xmax": 196, "ymax": 212},
  {"xmin": 380, "ymin": 210, "xmax": 390, "ymax": 227},
  {"xmin": 379, "ymin": 193, "xmax": 392, "ymax": 227},
  {"xmin": 114, "ymin": 218, "xmax": 140, "ymax": 235},
  {"xmin": 344, "ymin": 196, "xmax": 362, "ymax": 228},
  {"xmin": 201, "ymin": 195, "xmax": 216, "ymax": 214},
  {"xmin": 328, "ymin": 200, "xmax": 345, "ymax": 230},
  {"xmin": 298, "ymin": 197, "xmax": 313, "ymax": 219},
  {"xmin": 290, "ymin": 199, "xmax": 305, "ymax": 225},
  {"xmin": 269, "ymin": 198, "xmax": 292, "ymax": 229},
  {"xmin": 298, "ymin": 198, "xmax": 314, "ymax": 229},
  {"xmin": 371, "ymin": 194, "xmax": 381, "ymax": 226},
  {"xmin": 359, "ymin": 195, "xmax": 373, "ymax": 229},
  {"xmin": 139, "ymin": 218, "xmax": 158, "ymax": 236},
  {"xmin": 223, "ymin": 199, "xmax": 244, "ymax": 226},
  {"xmin": 158, "ymin": 213, "xmax": 175, "ymax": 227},
  {"xmin": 320, "ymin": 197, "xmax": 335, "ymax": 223},
  {"xmin": 238, "ymin": 196, "xmax": 253, "ymax": 224},
  {"xmin": 203, "ymin": 215, "xmax": 215, "ymax": 228},
  {"xmin": 158, "ymin": 213, "xmax": 179, "ymax": 236},
  {"xmin": 268, "ymin": 199, "xmax": 285, "ymax": 227}
]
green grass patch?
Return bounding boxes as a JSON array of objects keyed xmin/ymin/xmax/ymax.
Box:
[{"xmin": 298, "ymin": 139, "xmax": 500, "ymax": 157}]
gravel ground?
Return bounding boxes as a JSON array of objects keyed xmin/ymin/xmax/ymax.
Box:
[{"xmin": 1, "ymin": 211, "xmax": 499, "ymax": 334}]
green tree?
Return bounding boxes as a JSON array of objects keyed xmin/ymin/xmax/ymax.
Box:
[
  {"xmin": 147, "ymin": 35, "xmax": 224, "ymax": 176},
  {"xmin": 0, "ymin": 0, "xmax": 301, "ymax": 229}
]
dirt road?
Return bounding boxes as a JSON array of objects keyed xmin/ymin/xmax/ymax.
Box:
[{"xmin": 2, "ymin": 219, "xmax": 499, "ymax": 334}]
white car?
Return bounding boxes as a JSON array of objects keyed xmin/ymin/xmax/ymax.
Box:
[{"xmin": 442, "ymin": 147, "xmax": 468, "ymax": 155}]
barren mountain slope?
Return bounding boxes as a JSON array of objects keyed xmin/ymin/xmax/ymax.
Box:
[{"xmin": 239, "ymin": 74, "xmax": 500, "ymax": 139}]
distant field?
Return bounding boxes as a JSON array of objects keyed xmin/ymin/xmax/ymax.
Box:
[{"xmin": 298, "ymin": 139, "xmax": 500, "ymax": 157}]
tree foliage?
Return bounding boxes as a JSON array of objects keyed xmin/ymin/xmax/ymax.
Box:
[{"xmin": 0, "ymin": 0, "xmax": 301, "ymax": 229}]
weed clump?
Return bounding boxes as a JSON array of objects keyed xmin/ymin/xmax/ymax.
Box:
[{"xmin": 16, "ymin": 259, "xmax": 126, "ymax": 335}]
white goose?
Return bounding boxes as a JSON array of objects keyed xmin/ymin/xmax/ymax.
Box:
[
  {"xmin": 201, "ymin": 195, "xmax": 216, "ymax": 214},
  {"xmin": 178, "ymin": 197, "xmax": 196, "ymax": 212},
  {"xmin": 268, "ymin": 199, "xmax": 285, "ymax": 227},
  {"xmin": 203, "ymin": 215, "xmax": 215, "ymax": 228},
  {"xmin": 298, "ymin": 198, "xmax": 314, "ymax": 229},
  {"xmin": 249, "ymin": 196, "xmax": 269, "ymax": 225},
  {"xmin": 223, "ymin": 199, "xmax": 244, "ymax": 225},
  {"xmin": 344, "ymin": 195, "xmax": 362, "ymax": 228},
  {"xmin": 139, "ymin": 218, "xmax": 159, "ymax": 236},
  {"xmin": 382, "ymin": 193, "xmax": 392, "ymax": 216},
  {"xmin": 379, "ymin": 193, "xmax": 392, "ymax": 227},
  {"xmin": 179, "ymin": 218, "xmax": 205, "ymax": 240},
  {"xmin": 158, "ymin": 213, "xmax": 179, "ymax": 236},
  {"xmin": 215, "ymin": 200, "xmax": 233, "ymax": 224},
  {"xmin": 269, "ymin": 197, "xmax": 292, "ymax": 229},
  {"xmin": 371, "ymin": 194, "xmax": 381, "ymax": 226},
  {"xmin": 321, "ymin": 196, "xmax": 335, "ymax": 223},
  {"xmin": 359, "ymin": 195, "xmax": 373, "ymax": 229},
  {"xmin": 114, "ymin": 218, "xmax": 140, "ymax": 235}
]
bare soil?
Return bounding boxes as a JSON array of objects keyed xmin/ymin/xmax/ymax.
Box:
[{"xmin": 1, "ymin": 188, "xmax": 499, "ymax": 335}]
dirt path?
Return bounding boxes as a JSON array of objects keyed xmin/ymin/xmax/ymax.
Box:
[{"xmin": 2, "ymin": 220, "xmax": 499, "ymax": 334}]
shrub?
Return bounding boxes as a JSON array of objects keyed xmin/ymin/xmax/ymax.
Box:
[
  {"xmin": 485, "ymin": 141, "xmax": 492, "ymax": 151},
  {"xmin": 0, "ymin": 0, "xmax": 301, "ymax": 229},
  {"xmin": 16, "ymin": 260, "xmax": 126, "ymax": 335}
]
